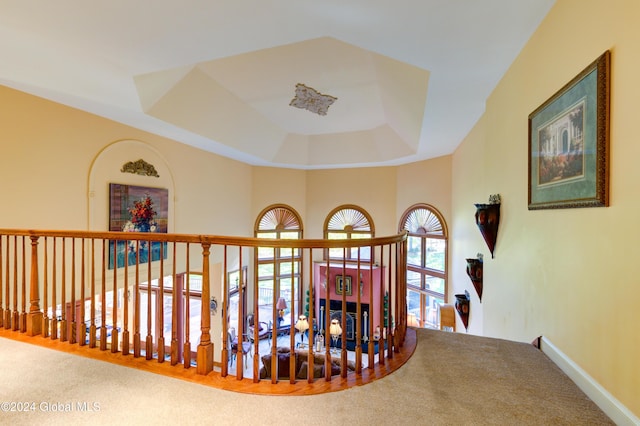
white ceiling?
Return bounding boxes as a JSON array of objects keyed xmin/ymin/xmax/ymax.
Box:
[{"xmin": 0, "ymin": 0, "xmax": 555, "ymax": 169}]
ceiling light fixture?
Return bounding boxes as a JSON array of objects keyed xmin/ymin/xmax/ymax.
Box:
[{"xmin": 289, "ymin": 83, "xmax": 337, "ymax": 116}]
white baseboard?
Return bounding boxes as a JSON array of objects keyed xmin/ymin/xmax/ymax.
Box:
[{"xmin": 540, "ymin": 336, "xmax": 639, "ymax": 426}]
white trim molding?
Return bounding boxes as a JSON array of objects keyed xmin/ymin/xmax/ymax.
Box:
[{"xmin": 540, "ymin": 336, "xmax": 639, "ymax": 426}]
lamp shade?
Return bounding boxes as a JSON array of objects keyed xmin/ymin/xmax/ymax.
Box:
[
  {"xmin": 276, "ymin": 297, "xmax": 287, "ymax": 310},
  {"xmin": 329, "ymin": 319, "xmax": 342, "ymax": 336},
  {"xmin": 295, "ymin": 315, "xmax": 309, "ymax": 333}
]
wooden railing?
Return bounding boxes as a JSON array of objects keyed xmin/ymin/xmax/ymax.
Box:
[{"xmin": 0, "ymin": 228, "xmax": 408, "ymax": 390}]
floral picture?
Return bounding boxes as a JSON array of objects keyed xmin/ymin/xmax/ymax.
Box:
[
  {"xmin": 528, "ymin": 51, "xmax": 610, "ymax": 210},
  {"xmin": 536, "ymin": 101, "xmax": 585, "ymax": 186},
  {"xmin": 109, "ymin": 183, "xmax": 168, "ymax": 268}
]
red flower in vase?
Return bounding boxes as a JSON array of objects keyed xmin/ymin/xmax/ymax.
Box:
[{"xmin": 127, "ymin": 195, "xmax": 157, "ymax": 232}]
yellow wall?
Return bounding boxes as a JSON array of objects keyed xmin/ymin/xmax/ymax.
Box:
[
  {"xmin": 306, "ymin": 167, "xmax": 398, "ymax": 238},
  {"xmin": 451, "ymin": 0, "xmax": 640, "ymax": 415}
]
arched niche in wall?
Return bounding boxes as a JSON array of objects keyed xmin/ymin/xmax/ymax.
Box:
[{"xmin": 87, "ymin": 139, "xmax": 176, "ymax": 232}]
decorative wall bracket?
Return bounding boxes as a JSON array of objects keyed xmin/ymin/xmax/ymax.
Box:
[
  {"xmin": 465, "ymin": 253, "xmax": 483, "ymax": 302},
  {"xmin": 475, "ymin": 194, "xmax": 501, "ymax": 258},
  {"xmin": 454, "ymin": 290, "xmax": 470, "ymax": 331}
]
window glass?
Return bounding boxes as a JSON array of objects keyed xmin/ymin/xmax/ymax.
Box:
[
  {"xmin": 407, "ymin": 289, "xmax": 421, "ymax": 321},
  {"xmin": 279, "ymin": 261, "xmax": 299, "ymax": 276},
  {"xmin": 407, "ymin": 235, "xmax": 422, "ymax": 266},
  {"xmin": 425, "ymin": 238, "xmax": 445, "ymax": 272},
  {"xmin": 258, "ymin": 263, "xmax": 274, "ymax": 279},
  {"xmin": 407, "ymin": 270, "xmax": 422, "ymax": 289},
  {"xmin": 425, "ymin": 276, "xmax": 445, "ymax": 294}
]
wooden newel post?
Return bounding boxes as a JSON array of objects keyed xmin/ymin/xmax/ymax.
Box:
[
  {"xmin": 26, "ymin": 236, "xmax": 43, "ymax": 336},
  {"xmin": 196, "ymin": 242, "xmax": 213, "ymax": 375}
]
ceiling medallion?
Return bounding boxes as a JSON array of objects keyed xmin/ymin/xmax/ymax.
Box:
[{"xmin": 289, "ymin": 83, "xmax": 337, "ymax": 116}]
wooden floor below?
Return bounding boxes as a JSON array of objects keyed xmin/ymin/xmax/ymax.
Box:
[{"xmin": 0, "ymin": 327, "xmax": 416, "ymax": 396}]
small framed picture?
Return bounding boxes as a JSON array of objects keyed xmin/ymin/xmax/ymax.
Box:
[{"xmin": 335, "ymin": 275, "xmax": 352, "ymax": 296}]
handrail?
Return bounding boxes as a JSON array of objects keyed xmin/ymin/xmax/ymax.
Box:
[
  {"xmin": 0, "ymin": 228, "xmax": 408, "ymax": 392},
  {"xmin": 0, "ymin": 229, "xmax": 406, "ymax": 247}
]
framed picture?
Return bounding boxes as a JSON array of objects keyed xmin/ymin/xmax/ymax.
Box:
[
  {"xmin": 335, "ymin": 275, "xmax": 352, "ymax": 296},
  {"xmin": 108, "ymin": 183, "xmax": 169, "ymax": 268},
  {"xmin": 528, "ymin": 50, "xmax": 610, "ymax": 210}
]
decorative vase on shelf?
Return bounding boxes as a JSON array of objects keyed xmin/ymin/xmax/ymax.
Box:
[
  {"xmin": 465, "ymin": 255, "xmax": 483, "ymax": 302},
  {"xmin": 454, "ymin": 291, "xmax": 470, "ymax": 331},
  {"xmin": 475, "ymin": 194, "xmax": 501, "ymax": 258}
]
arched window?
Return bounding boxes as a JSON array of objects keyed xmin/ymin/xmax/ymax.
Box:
[
  {"xmin": 399, "ymin": 204, "xmax": 448, "ymax": 329},
  {"xmin": 254, "ymin": 205, "xmax": 303, "ymax": 329},
  {"xmin": 324, "ymin": 204, "xmax": 374, "ymax": 262}
]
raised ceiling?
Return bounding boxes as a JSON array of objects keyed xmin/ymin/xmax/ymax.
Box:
[{"xmin": 0, "ymin": 0, "xmax": 555, "ymax": 169}]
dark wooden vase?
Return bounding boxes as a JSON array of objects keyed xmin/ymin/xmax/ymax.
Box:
[
  {"xmin": 465, "ymin": 258, "xmax": 483, "ymax": 302},
  {"xmin": 474, "ymin": 201, "xmax": 500, "ymax": 258},
  {"xmin": 454, "ymin": 291, "xmax": 470, "ymax": 331}
]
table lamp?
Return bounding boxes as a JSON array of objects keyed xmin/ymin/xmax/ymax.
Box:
[
  {"xmin": 295, "ymin": 314, "xmax": 309, "ymax": 345},
  {"xmin": 276, "ymin": 297, "xmax": 287, "ymax": 320},
  {"xmin": 329, "ymin": 319, "xmax": 342, "ymax": 353}
]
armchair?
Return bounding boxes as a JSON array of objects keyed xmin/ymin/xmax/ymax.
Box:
[{"xmin": 246, "ymin": 314, "xmax": 272, "ymax": 347}]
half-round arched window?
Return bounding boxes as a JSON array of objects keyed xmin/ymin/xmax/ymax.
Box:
[
  {"xmin": 324, "ymin": 204, "xmax": 374, "ymax": 261},
  {"xmin": 399, "ymin": 204, "xmax": 448, "ymax": 329}
]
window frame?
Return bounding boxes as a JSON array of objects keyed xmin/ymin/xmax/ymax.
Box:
[{"xmin": 399, "ymin": 203, "xmax": 448, "ymax": 329}]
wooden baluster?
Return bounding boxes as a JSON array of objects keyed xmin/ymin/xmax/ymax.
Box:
[
  {"xmin": 387, "ymin": 244, "xmax": 394, "ymax": 359},
  {"xmin": 196, "ymin": 242, "xmax": 213, "ymax": 375},
  {"xmin": 111, "ymin": 239, "xmax": 119, "ymax": 353},
  {"xmin": 157, "ymin": 241, "xmax": 164, "ymax": 363},
  {"xmin": 146, "ymin": 239, "xmax": 153, "ymax": 360},
  {"xmin": 25, "ymin": 235, "xmax": 43, "ymax": 336},
  {"xmin": 69, "ymin": 238, "xmax": 76, "ymax": 343},
  {"xmin": 51, "ymin": 238, "xmax": 58, "ymax": 340},
  {"xmin": 133, "ymin": 240, "xmax": 141, "ymax": 357},
  {"xmin": 368, "ymin": 247, "xmax": 374, "ymax": 368},
  {"xmin": 79, "ymin": 238, "xmax": 86, "ymax": 346},
  {"xmin": 270, "ymin": 247, "xmax": 277, "ymax": 384},
  {"xmin": 0, "ymin": 236, "xmax": 4, "ymax": 329},
  {"xmin": 324, "ymin": 255, "xmax": 331, "ymax": 382},
  {"xmin": 6, "ymin": 237, "xmax": 11, "ymax": 330},
  {"xmin": 340, "ymin": 249, "xmax": 347, "ymax": 378},
  {"xmin": 3, "ymin": 236, "xmax": 9, "ymax": 329},
  {"xmin": 21, "ymin": 236, "xmax": 27, "ymax": 332},
  {"xmin": 236, "ymin": 245, "xmax": 244, "ymax": 378},
  {"xmin": 184, "ymin": 243, "xmax": 191, "ymax": 368},
  {"xmin": 170, "ymin": 242, "xmax": 179, "ymax": 365},
  {"xmin": 100, "ymin": 239, "xmax": 107, "ymax": 350},
  {"xmin": 42, "ymin": 237, "xmax": 49, "ymax": 337},
  {"xmin": 397, "ymin": 240, "xmax": 406, "ymax": 348},
  {"xmin": 89, "ymin": 239, "xmax": 96, "ymax": 348},
  {"xmin": 289, "ymin": 250, "xmax": 296, "ymax": 384},
  {"xmin": 121, "ymin": 239, "xmax": 130, "ymax": 355},
  {"xmin": 221, "ymin": 245, "xmax": 228, "ymax": 377},
  {"xmin": 355, "ymin": 248, "xmax": 362, "ymax": 376},
  {"xmin": 252, "ymin": 246, "xmax": 260, "ymax": 382},
  {"xmin": 59, "ymin": 237, "xmax": 67, "ymax": 340},
  {"xmin": 307, "ymin": 247, "xmax": 315, "ymax": 384},
  {"xmin": 378, "ymin": 244, "xmax": 384, "ymax": 366}
]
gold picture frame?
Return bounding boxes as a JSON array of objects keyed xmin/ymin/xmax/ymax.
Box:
[{"xmin": 335, "ymin": 275, "xmax": 352, "ymax": 296}]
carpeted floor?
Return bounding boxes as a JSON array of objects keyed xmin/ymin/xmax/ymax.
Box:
[{"xmin": 0, "ymin": 328, "xmax": 613, "ymax": 425}]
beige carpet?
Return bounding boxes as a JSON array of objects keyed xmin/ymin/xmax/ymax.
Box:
[{"xmin": 0, "ymin": 329, "xmax": 613, "ymax": 425}]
